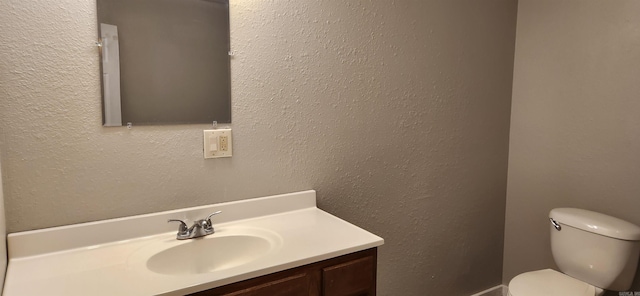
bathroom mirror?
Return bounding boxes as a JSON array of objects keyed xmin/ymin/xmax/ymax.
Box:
[{"xmin": 97, "ymin": 0, "xmax": 231, "ymax": 126}]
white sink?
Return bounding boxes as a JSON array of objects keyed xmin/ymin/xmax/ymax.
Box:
[
  {"xmin": 129, "ymin": 227, "xmax": 282, "ymax": 276},
  {"xmin": 4, "ymin": 190, "xmax": 384, "ymax": 296}
]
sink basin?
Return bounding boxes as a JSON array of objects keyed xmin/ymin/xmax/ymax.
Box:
[
  {"xmin": 129, "ymin": 227, "xmax": 282, "ymax": 276},
  {"xmin": 148, "ymin": 235, "xmax": 270, "ymax": 275}
]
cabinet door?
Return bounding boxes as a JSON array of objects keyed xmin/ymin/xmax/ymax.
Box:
[{"xmin": 322, "ymin": 255, "xmax": 375, "ymax": 296}]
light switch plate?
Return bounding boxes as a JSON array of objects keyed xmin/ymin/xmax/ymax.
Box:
[{"xmin": 203, "ymin": 129, "xmax": 232, "ymax": 159}]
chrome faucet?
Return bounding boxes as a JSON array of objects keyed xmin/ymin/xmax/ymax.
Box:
[{"xmin": 168, "ymin": 211, "xmax": 222, "ymax": 240}]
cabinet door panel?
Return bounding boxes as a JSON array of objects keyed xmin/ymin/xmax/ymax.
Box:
[{"xmin": 322, "ymin": 255, "xmax": 375, "ymax": 296}]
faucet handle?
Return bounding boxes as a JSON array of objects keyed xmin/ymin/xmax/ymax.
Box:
[
  {"xmin": 202, "ymin": 211, "xmax": 222, "ymax": 233},
  {"xmin": 206, "ymin": 211, "xmax": 222, "ymax": 222},
  {"xmin": 167, "ymin": 219, "xmax": 189, "ymax": 235}
]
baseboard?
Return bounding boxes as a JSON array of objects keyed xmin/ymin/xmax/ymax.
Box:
[{"xmin": 470, "ymin": 284, "xmax": 508, "ymax": 296}]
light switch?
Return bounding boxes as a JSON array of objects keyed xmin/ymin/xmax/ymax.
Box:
[
  {"xmin": 203, "ymin": 129, "xmax": 232, "ymax": 159},
  {"xmin": 209, "ymin": 136, "xmax": 218, "ymax": 151}
]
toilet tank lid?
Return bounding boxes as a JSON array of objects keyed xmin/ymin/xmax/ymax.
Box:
[{"xmin": 550, "ymin": 208, "xmax": 640, "ymax": 241}]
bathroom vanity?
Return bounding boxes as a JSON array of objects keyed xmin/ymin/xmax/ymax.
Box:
[{"xmin": 3, "ymin": 191, "xmax": 383, "ymax": 295}]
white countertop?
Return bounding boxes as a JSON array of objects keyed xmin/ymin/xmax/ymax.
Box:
[{"xmin": 3, "ymin": 190, "xmax": 383, "ymax": 296}]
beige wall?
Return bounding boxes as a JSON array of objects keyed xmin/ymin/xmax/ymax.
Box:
[
  {"xmin": 0, "ymin": 0, "xmax": 517, "ymax": 294},
  {"xmin": 504, "ymin": 0, "xmax": 640, "ymax": 294}
]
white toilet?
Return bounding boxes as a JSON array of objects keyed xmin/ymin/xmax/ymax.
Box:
[{"xmin": 508, "ymin": 208, "xmax": 640, "ymax": 296}]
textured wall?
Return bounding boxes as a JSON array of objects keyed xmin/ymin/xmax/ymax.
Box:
[
  {"xmin": 504, "ymin": 0, "xmax": 640, "ymax": 294},
  {"xmin": 0, "ymin": 0, "xmax": 517, "ymax": 295}
]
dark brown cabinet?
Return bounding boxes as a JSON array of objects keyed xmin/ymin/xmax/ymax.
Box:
[{"xmin": 189, "ymin": 248, "xmax": 377, "ymax": 296}]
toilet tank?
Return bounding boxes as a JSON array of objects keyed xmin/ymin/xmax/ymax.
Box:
[{"xmin": 549, "ymin": 208, "xmax": 640, "ymax": 291}]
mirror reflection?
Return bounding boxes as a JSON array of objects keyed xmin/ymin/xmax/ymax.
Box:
[{"xmin": 97, "ymin": 0, "xmax": 231, "ymax": 126}]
